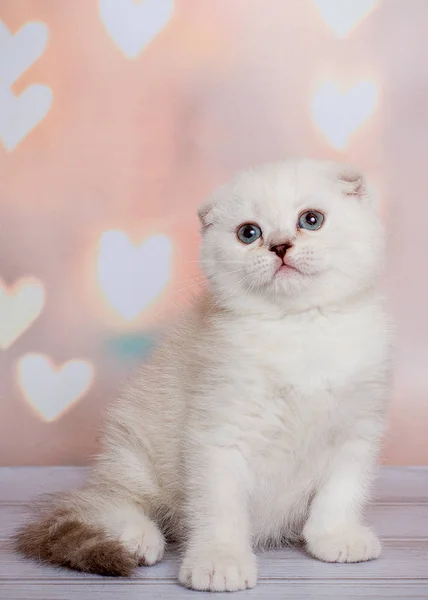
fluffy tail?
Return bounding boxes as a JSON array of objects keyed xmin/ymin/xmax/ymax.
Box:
[{"xmin": 15, "ymin": 493, "xmax": 141, "ymax": 577}]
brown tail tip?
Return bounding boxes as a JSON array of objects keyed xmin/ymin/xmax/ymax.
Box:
[{"xmin": 15, "ymin": 518, "xmax": 138, "ymax": 577}]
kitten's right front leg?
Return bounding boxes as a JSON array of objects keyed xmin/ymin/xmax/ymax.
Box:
[{"xmin": 178, "ymin": 434, "xmax": 257, "ymax": 592}]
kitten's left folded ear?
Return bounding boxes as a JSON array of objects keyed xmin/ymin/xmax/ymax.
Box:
[
  {"xmin": 198, "ymin": 186, "xmax": 224, "ymax": 231},
  {"xmin": 198, "ymin": 201, "xmax": 214, "ymax": 231},
  {"xmin": 335, "ymin": 164, "xmax": 373, "ymax": 205}
]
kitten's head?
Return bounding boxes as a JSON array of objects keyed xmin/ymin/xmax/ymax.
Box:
[{"xmin": 199, "ymin": 159, "xmax": 384, "ymax": 314}]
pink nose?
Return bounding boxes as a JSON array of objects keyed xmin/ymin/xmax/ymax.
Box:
[{"xmin": 269, "ymin": 243, "xmax": 293, "ymax": 260}]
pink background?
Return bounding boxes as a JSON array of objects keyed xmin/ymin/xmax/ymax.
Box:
[{"xmin": 1, "ymin": 0, "xmax": 427, "ymax": 466}]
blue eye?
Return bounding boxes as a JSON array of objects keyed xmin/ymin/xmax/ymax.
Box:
[
  {"xmin": 298, "ymin": 210, "xmax": 325, "ymax": 231},
  {"xmin": 237, "ymin": 223, "xmax": 262, "ymax": 244}
]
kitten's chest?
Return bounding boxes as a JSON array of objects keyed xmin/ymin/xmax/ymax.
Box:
[
  {"xmin": 241, "ymin": 320, "xmax": 353, "ymax": 480},
  {"xmin": 238, "ymin": 311, "xmax": 377, "ymax": 447},
  {"xmin": 253, "ymin": 312, "xmax": 367, "ymax": 393},
  {"xmin": 224, "ymin": 307, "xmax": 386, "ymax": 449},
  {"xmin": 226, "ymin": 308, "xmax": 386, "ymax": 506}
]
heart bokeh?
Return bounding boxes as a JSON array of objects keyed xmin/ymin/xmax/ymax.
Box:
[
  {"xmin": 97, "ymin": 231, "xmax": 172, "ymax": 321},
  {"xmin": 0, "ymin": 83, "xmax": 53, "ymax": 150},
  {"xmin": 0, "ymin": 21, "xmax": 52, "ymax": 150},
  {"xmin": 314, "ymin": 0, "xmax": 378, "ymax": 37},
  {"xmin": 311, "ymin": 81, "xmax": 377, "ymax": 150},
  {"xmin": 99, "ymin": 0, "xmax": 174, "ymax": 59},
  {"xmin": 17, "ymin": 354, "xmax": 94, "ymax": 422},
  {"xmin": 0, "ymin": 21, "xmax": 49, "ymax": 86},
  {"xmin": 0, "ymin": 277, "xmax": 45, "ymax": 350}
]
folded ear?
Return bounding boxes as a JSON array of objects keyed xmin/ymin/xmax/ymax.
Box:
[
  {"xmin": 198, "ymin": 182, "xmax": 229, "ymax": 231},
  {"xmin": 335, "ymin": 164, "xmax": 371, "ymax": 203},
  {"xmin": 338, "ymin": 165, "xmax": 379, "ymax": 210},
  {"xmin": 198, "ymin": 201, "xmax": 214, "ymax": 231}
]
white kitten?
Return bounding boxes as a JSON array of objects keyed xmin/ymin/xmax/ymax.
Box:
[{"xmin": 16, "ymin": 159, "xmax": 393, "ymax": 592}]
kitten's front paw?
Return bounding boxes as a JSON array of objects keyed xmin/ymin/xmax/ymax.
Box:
[
  {"xmin": 305, "ymin": 525, "xmax": 381, "ymax": 563},
  {"xmin": 179, "ymin": 547, "xmax": 257, "ymax": 592}
]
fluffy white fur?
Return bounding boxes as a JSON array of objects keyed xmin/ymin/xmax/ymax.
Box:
[{"xmin": 18, "ymin": 159, "xmax": 393, "ymax": 592}]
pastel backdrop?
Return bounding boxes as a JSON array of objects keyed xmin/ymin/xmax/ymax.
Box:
[{"xmin": 0, "ymin": 0, "xmax": 427, "ymax": 465}]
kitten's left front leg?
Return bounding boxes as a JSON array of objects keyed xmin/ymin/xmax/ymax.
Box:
[
  {"xmin": 178, "ymin": 434, "xmax": 257, "ymax": 592},
  {"xmin": 303, "ymin": 428, "xmax": 383, "ymax": 563}
]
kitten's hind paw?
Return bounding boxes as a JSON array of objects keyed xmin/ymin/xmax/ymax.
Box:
[
  {"xmin": 118, "ymin": 516, "xmax": 165, "ymax": 566},
  {"xmin": 179, "ymin": 547, "xmax": 257, "ymax": 592}
]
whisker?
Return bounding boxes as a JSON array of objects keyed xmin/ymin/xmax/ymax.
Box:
[
  {"xmin": 170, "ymin": 267, "xmax": 247, "ymax": 298},
  {"xmin": 186, "ymin": 260, "xmax": 244, "ymax": 264}
]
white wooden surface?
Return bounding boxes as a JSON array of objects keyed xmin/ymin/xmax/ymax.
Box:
[{"xmin": 0, "ymin": 467, "xmax": 427, "ymax": 599}]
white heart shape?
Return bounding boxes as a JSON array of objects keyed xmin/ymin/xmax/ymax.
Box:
[
  {"xmin": 0, "ymin": 21, "xmax": 49, "ymax": 87},
  {"xmin": 311, "ymin": 81, "xmax": 377, "ymax": 150},
  {"xmin": 0, "ymin": 277, "xmax": 45, "ymax": 350},
  {"xmin": 0, "ymin": 82, "xmax": 52, "ymax": 150},
  {"xmin": 17, "ymin": 354, "xmax": 94, "ymax": 422},
  {"xmin": 97, "ymin": 231, "xmax": 172, "ymax": 321},
  {"xmin": 99, "ymin": 0, "xmax": 174, "ymax": 59},
  {"xmin": 314, "ymin": 0, "xmax": 377, "ymax": 37}
]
